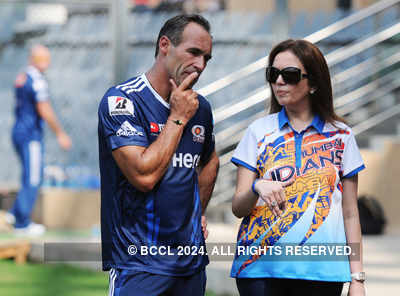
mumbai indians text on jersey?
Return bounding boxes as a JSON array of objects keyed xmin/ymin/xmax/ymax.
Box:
[{"xmin": 231, "ymin": 109, "xmax": 364, "ymax": 282}]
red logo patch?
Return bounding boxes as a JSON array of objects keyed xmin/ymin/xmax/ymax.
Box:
[
  {"xmin": 150, "ymin": 122, "xmax": 159, "ymax": 133},
  {"xmin": 194, "ymin": 127, "xmax": 202, "ymax": 135}
]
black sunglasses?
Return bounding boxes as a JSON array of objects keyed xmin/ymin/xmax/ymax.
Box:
[{"xmin": 266, "ymin": 66, "xmax": 308, "ymax": 84}]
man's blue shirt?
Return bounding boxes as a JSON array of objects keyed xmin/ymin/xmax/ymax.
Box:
[
  {"xmin": 98, "ymin": 74, "xmax": 215, "ymax": 276},
  {"xmin": 13, "ymin": 65, "xmax": 49, "ymax": 140}
]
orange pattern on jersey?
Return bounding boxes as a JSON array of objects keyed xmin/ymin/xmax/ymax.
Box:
[{"xmin": 235, "ymin": 130, "xmax": 344, "ymax": 276}]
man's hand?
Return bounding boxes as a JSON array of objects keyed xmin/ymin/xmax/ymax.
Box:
[
  {"xmin": 111, "ymin": 73, "xmax": 202, "ymax": 192},
  {"xmin": 201, "ymin": 215, "xmax": 208, "ymax": 240},
  {"xmin": 57, "ymin": 132, "xmax": 72, "ymax": 150},
  {"xmin": 169, "ymin": 72, "xmax": 199, "ymax": 125},
  {"xmin": 36, "ymin": 101, "xmax": 71, "ymax": 150}
]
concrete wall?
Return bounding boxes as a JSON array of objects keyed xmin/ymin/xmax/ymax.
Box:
[
  {"xmin": 359, "ymin": 140, "xmax": 400, "ymax": 234},
  {"xmin": 288, "ymin": 0, "xmax": 336, "ymax": 12},
  {"xmin": 353, "ymin": 0, "xmax": 379, "ymax": 9},
  {"xmin": 226, "ymin": 0, "xmax": 274, "ymax": 12},
  {"xmin": 32, "ymin": 189, "xmax": 100, "ymax": 230}
]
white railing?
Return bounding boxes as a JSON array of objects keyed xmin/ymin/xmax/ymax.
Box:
[
  {"xmin": 207, "ymin": 1, "xmax": 400, "ymax": 207},
  {"xmin": 199, "ymin": 0, "xmax": 400, "ymax": 97}
]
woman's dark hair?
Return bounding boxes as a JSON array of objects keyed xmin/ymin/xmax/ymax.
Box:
[
  {"xmin": 267, "ymin": 39, "xmax": 345, "ymax": 124},
  {"xmin": 155, "ymin": 14, "xmax": 211, "ymax": 57}
]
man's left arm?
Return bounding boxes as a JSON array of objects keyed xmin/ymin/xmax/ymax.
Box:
[{"xmin": 198, "ymin": 149, "xmax": 219, "ymax": 213}]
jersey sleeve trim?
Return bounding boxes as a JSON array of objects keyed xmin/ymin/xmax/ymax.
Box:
[
  {"xmin": 231, "ymin": 157, "xmax": 257, "ymax": 173},
  {"xmin": 342, "ymin": 164, "xmax": 365, "ymax": 178},
  {"xmin": 109, "ymin": 136, "xmax": 148, "ymax": 151}
]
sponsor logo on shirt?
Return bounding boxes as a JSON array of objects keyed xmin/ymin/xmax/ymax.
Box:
[
  {"xmin": 150, "ymin": 122, "xmax": 165, "ymax": 135},
  {"xmin": 191, "ymin": 125, "xmax": 205, "ymax": 143},
  {"xmin": 108, "ymin": 96, "xmax": 134, "ymax": 116},
  {"xmin": 172, "ymin": 153, "xmax": 200, "ymax": 168},
  {"xmin": 116, "ymin": 121, "xmax": 144, "ymax": 137}
]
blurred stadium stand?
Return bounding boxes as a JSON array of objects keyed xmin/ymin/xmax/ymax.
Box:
[
  {"xmin": 0, "ymin": 1, "xmax": 399, "ymax": 201},
  {"xmin": 0, "ymin": 3, "xmax": 399, "ymax": 296}
]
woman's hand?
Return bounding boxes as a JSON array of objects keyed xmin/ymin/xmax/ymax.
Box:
[{"xmin": 254, "ymin": 178, "xmax": 294, "ymax": 216}]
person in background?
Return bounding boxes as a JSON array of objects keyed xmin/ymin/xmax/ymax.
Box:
[
  {"xmin": 98, "ymin": 14, "xmax": 219, "ymax": 296},
  {"xmin": 230, "ymin": 39, "xmax": 365, "ymax": 296},
  {"xmin": 5, "ymin": 44, "xmax": 72, "ymax": 236}
]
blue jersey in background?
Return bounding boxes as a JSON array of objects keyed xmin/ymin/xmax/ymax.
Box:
[{"xmin": 13, "ymin": 65, "xmax": 49, "ymax": 140}]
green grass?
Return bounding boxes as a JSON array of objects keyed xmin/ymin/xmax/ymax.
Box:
[
  {"xmin": 0, "ymin": 259, "xmax": 220, "ymax": 296},
  {"xmin": 0, "ymin": 229, "xmax": 93, "ymax": 241},
  {"xmin": 0, "ymin": 260, "xmax": 108, "ymax": 296}
]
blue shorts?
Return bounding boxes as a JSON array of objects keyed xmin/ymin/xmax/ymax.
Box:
[{"xmin": 108, "ymin": 268, "xmax": 206, "ymax": 296}]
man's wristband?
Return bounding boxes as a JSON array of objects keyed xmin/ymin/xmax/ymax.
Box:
[
  {"xmin": 252, "ymin": 179, "xmax": 260, "ymax": 195},
  {"xmin": 171, "ymin": 119, "xmax": 184, "ymax": 126}
]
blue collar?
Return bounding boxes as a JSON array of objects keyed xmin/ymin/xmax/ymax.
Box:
[{"xmin": 278, "ymin": 108, "xmax": 325, "ymax": 133}]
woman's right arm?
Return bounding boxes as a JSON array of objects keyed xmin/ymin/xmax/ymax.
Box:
[
  {"xmin": 232, "ymin": 166, "xmax": 258, "ymax": 218},
  {"xmin": 232, "ymin": 166, "xmax": 294, "ymax": 218}
]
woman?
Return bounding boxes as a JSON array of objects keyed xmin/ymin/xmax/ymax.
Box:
[{"xmin": 230, "ymin": 39, "xmax": 366, "ymax": 296}]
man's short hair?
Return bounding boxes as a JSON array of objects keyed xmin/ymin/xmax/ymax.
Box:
[{"xmin": 154, "ymin": 14, "xmax": 211, "ymax": 57}]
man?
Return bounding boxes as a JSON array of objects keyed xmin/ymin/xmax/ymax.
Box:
[
  {"xmin": 98, "ymin": 14, "xmax": 219, "ymax": 296},
  {"xmin": 5, "ymin": 45, "xmax": 72, "ymax": 236}
]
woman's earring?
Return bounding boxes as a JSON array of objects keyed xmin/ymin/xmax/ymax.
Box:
[{"xmin": 310, "ymin": 88, "xmax": 316, "ymax": 94}]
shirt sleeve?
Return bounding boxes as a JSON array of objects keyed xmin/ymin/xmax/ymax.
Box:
[
  {"xmin": 32, "ymin": 76, "xmax": 49, "ymax": 102},
  {"xmin": 341, "ymin": 128, "xmax": 365, "ymax": 178},
  {"xmin": 200, "ymin": 102, "xmax": 215, "ymax": 164},
  {"xmin": 98, "ymin": 88, "xmax": 149, "ymax": 151},
  {"xmin": 231, "ymin": 125, "xmax": 258, "ymax": 173}
]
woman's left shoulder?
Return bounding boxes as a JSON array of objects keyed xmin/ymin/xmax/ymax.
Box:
[{"xmin": 325, "ymin": 120, "xmax": 353, "ymax": 134}]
